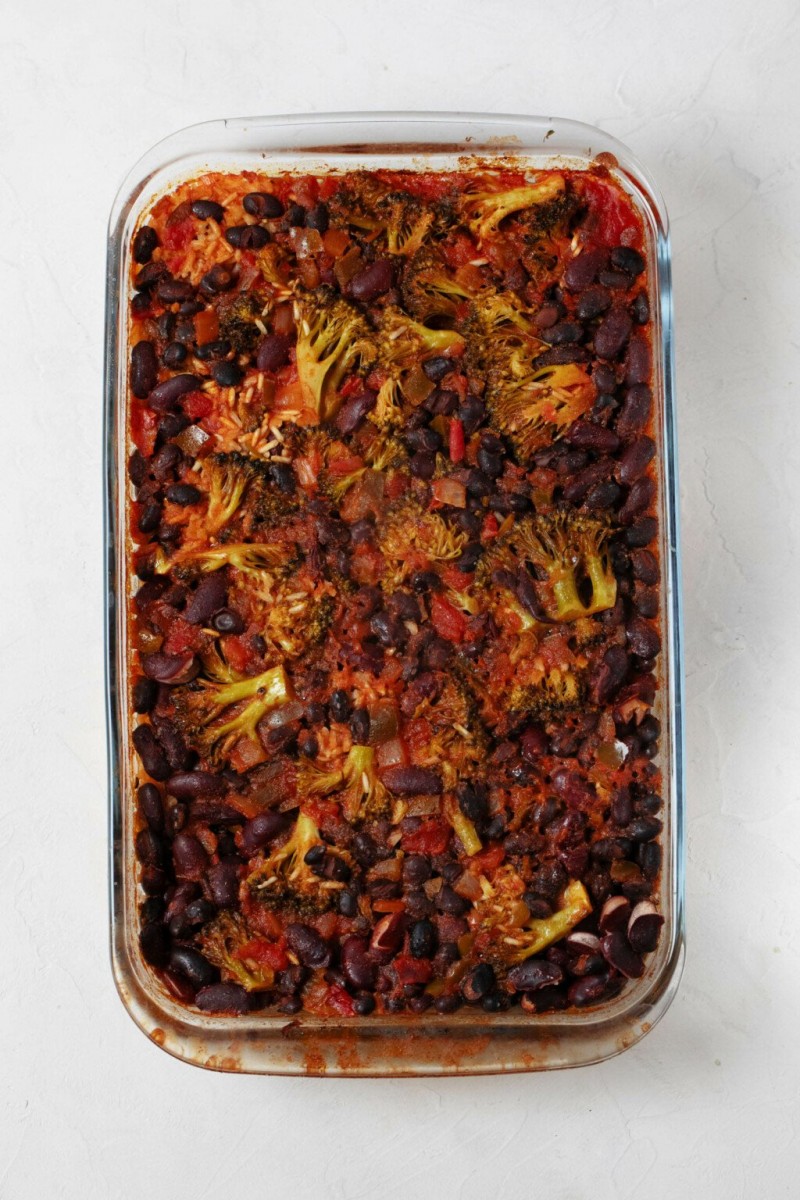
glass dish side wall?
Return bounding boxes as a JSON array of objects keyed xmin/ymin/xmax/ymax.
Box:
[{"xmin": 105, "ymin": 112, "xmax": 683, "ymax": 1075}]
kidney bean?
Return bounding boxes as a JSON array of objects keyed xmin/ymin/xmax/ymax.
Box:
[
  {"xmin": 409, "ymin": 450, "xmax": 435, "ymax": 480},
  {"xmin": 565, "ymin": 420, "xmax": 620, "ymax": 454},
  {"xmin": 336, "ymin": 388, "xmax": 378, "ymax": 435},
  {"xmin": 240, "ymin": 811, "xmax": 290, "ymax": 856},
  {"xmin": 594, "ymin": 307, "xmax": 632, "ymax": 360},
  {"xmin": 370, "ymin": 912, "xmax": 405, "ymax": 955},
  {"xmin": 206, "ymin": 860, "xmax": 240, "ymax": 908},
  {"xmin": 381, "ymin": 766, "xmax": 442, "ymax": 795},
  {"xmin": 133, "ymin": 225, "xmax": 159, "ymax": 264},
  {"xmin": 568, "ymin": 974, "xmax": 612, "ymax": 1007},
  {"xmin": 625, "ymin": 516, "xmax": 658, "ymax": 547},
  {"xmin": 591, "ymin": 837, "xmax": 633, "ymax": 863},
  {"xmin": 627, "ymin": 902, "xmax": 664, "ymax": 954},
  {"xmin": 618, "ymin": 436, "xmax": 656, "ymax": 486},
  {"xmin": 611, "ymin": 246, "xmax": 645, "ymax": 276},
  {"xmin": 619, "ymin": 480, "xmax": 654, "ymax": 529},
  {"xmin": 630, "ymin": 548, "xmax": 659, "ymax": 585},
  {"xmin": 132, "ymin": 676, "xmax": 157, "ymax": 714},
  {"xmin": 599, "ymin": 268, "xmax": 634, "ymax": 290},
  {"xmin": 576, "ymin": 285, "xmax": 612, "ymax": 320},
  {"xmin": 164, "ymin": 772, "xmax": 222, "ymax": 802},
  {"xmin": 148, "ymin": 374, "xmax": 203, "ymax": 413},
  {"xmin": 226, "ymin": 225, "xmax": 269, "ymax": 249},
  {"xmin": 632, "ymin": 584, "xmax": 658, "ymax": 619},
  {"xmin": 169, "ymin": 945, "xmax": 217, "ymax": 989},
  {"xmin": 506, "ymin": 960, "xmax": 564, "ymax": 993},
  {"xmin": 626, "ymin": 616, "xmax": 661, "ymax": 660},
  {"xmin": 616, "ymin": 384, "xmax": 652, "ymax": 439},
  {"xmin": 135, "ymin": 260, "xmax": 167, "ymax": 292},
  {"xmin": 196, "ymin": 982, "xmax": 250, "ymax": 1013},
  {"xmin": 627, "ymin": 815, "xmax": 663, "ymax": 843},
  {"xmin": 184, "ymin": 575, "xmax": 227, "ymax": 625},
  {"xmin": 156, "ymin": 277, "xmax": 196, "ymax": 305},
  {"xmin": 243, "ymin": 191, "xmax": 284, "ymax": 218},
  {"xmin": 420, "ymin": 355, "xmax": 450, "ymax": 382},
  {"xmin": 140, "ymin": 866, "xmax": 168, "ymax": 896},
  {"xmin": 535, "ymin": 345, "xmax": 591, "ymax": 367},
  {"xmin": 171, "ymin": 833, "xmax": 209, "ymax": 880},
  {"xmin": 631, "ymin": 292, "xmax": 650, "ymax": 324},
  {"xmin": 601, "ymin": 931, "xmax": 644, "ymax": 978},
  {"xmin": 200, "ymin": 264, "xmax": 236, "ymax": 296},
  {"xmin": 135, "ymin": 788, "xmax": 164, "ymax": 840},
  {"xmin": 548, "ymin": 320, "xmax": 583, "ymax": 345},
  {"xmin": 191, "ymin": 198, "xmax": 224, "ymax": 222},
  {"xmin": 140, "ymin": 921, "xmax": 171, "ymax": 968},
  {"xmin": 130, "ymin": 341, "xmax": 158, "ymax": 399},
  {"xmin": 256, "ymin": 333, "xmax": 291, "ymax": 372},
  {"xmin": 461, "ymin": 963, "xmax": 495, "ymax": 1003},
  {"xmin": 339, "ymin": 936, "xmax": 376, "ymax": 990},
  {"xmin": 564, "ymin": 248, "xmax": 605, "ymax": 290},
  {"xmin": 590, "ymin": 644, "xmax": 629, "ymax": 704},
  {"xmin": 348, "ymin": 259, "xmax": 394, "ymax": 302},
  {"xmin": 141, "ymin": 651, "xmax": 197, "ymax": 686},
  {"xmin": 625, "ymin": 334, "xmax": 651, "ymax": 385},
  {"xmin": 349, "ymin": 706, "xmax": 370, "ymax": 744},
  {"xmin": 599, "ymin": 895, "xmax": 631, "ymax": 934},
  {"xmin": 283, "ymin": 203, "xmax": 306, "ymax": 227},
  {"xmin": 584, "ymin": 480, "xmax": 621, "ymax": 510},
  {"xmin": 132, "ymin": 724, "xmax": 171, "ymax": 780},
  {"xmin": 135, "ymin": 828, "xmax": 166, "ymax": 870},
  {"xmin": 285, "ymin": 922, "xmax": 331, "ymax": 969}
]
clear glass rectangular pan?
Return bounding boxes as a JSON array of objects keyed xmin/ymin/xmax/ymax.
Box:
[{"xmin": 105, "ymin": 112, "xmax": 683, "ymax": 1075}]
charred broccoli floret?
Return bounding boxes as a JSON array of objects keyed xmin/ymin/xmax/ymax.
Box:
[
  {"xmin": 201, "ymin": 452, "xmax": 264, "ymax": 535},
  {"xmin": 218, "ymin": 292, "xmax": 267, "ymax": 354},
  {"xmin": 485, "ymin": 513, "xmax": 617, "ymax": 623},
  {"xmin": 174, "ymin": 659, "xmax": 292, "ymax": 761},
  {"xmin": 295, "ymin": 287, "xmax": 376, "ymax": 423},
  {"xmin": 378, "ymin": 499, "xmax": 468, "ymax": 587},
  {"xmin": 473, "ymin": 865, "xmax": 592, "ymax": 963},
  {"xmin": 401, "ymin": 247, "xmax": 478, "ymax": 325},
  {"xmin": 381, "ymin": 192, "xmax": 435, "ymax": 257},
  {"xmin": 508, "ymin": 666, "xmax": 586, "ymax": 717},
  {"xmin": 298, "ymin": 745, "xmax": 390, "ymax": 824},
  {"xmin": 246, "ymin": 810, "xmax": 343, "ymax": 914},
  {"xmin": 155, "ymin": 540, "xmax": 293, "ymax": 576},
  {"xmin": 199, "ymin": 911, "xmax": 274, "ymax": 992},
  {"xmin": 376, "ymin": 306, "xmax": 464, "ymax": 370},
  {"xmin": 265, "ymin": 587, "xmax": 335, "ymax": 657},
  {"xmin": 460, "ymin": 174, "xmax": 566, "ymax": 242}
]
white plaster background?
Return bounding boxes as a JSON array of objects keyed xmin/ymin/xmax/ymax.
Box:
[{"xmin": 2, "ymin": 0, "xmax": 799, "ymax": 1196}]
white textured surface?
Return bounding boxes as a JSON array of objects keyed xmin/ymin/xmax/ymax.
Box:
[{"xmin": 2, "ymin": 0, "xmax": 799, "ymax": 1195}]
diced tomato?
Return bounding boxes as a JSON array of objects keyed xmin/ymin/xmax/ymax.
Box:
[
  {"xmin": 221, "ymin": 635, "xmax": 253, "ymax": 674},
  {"xmin": 182, "ymin": 390, "xmax": 214, "ymax": 420},
  {"xmin": 575, "ymin": 174, "xmax": 640, "ymax": 248},
  {"xmin": 228, "ymin": 738, "xmax": 267, "ymax": 773},
  {"xmin": 325, "ymin": 984, "xmax": 356, "ymax": 1017},
  {"xmin": 402, "ymin": 819, "xmax": 451, "ymax": 856},
  {"xmin": 338, "ymin": 373, "xmax": 364, "ymax": 400},
  {"xmin": 237, "ymin": 938, "xmax": 289, "ymax": 972},
  {"xmin": 430, "ymin": 593, "xmax": 467, "ymax": 643},
  {"xmin": 393, "ymin": 955, "xmax": 433, "ymax": 986},
  {"xmin": 469, "ymin": 844, "xmax": 506, "ymax": 874},
  {"xmin": 482, "ymin": 513, "xmax": 500, "ymax": 539},
  {"xmin": 162, "ymin": 218, "xmax": 194, "ymax": 252},
  {"xmin": 328, "ymin": 453, "xmax": 364, "ymax": 477},
  {"xmin": 162, "ymin": 617, "xmax": 200, "ymax": 655},
  {"xmin": 448, "ymin": 417, "xmax": 465, "ymax": 464},
  {"xmin": 384, "ymin": 470, "xmax": 408, "ymax": 501},
  {"xmin": 442, "ymin": 231, "xmax": 478, "ymax": 269},
  {"xmin": 130, "ymin": 401, "xmax": 159, "ymax": 456},
  {"xmin": 323, "ymin": 227, "xmax": 349, "ymax": 257}
]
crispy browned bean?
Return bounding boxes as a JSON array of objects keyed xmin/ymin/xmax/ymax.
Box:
[{"xmin": 195, "ymin": 983, "xmax": 250, "ymax": 1013}]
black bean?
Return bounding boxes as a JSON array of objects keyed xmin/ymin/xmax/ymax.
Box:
[
  {"xmin": 255, "ymin": 333, "xmax": 291, "ymax": 373},
  {"xmin": 625, "ymin": 334, "xmax": 651, "ymax": 386},
  {"xmin": 148, "ymin": 373, "xmax": 202, "ymax": 412},
  {"xmin": 594, "ymin": 307, "xmax": 633, "ymax": 359},
  {"xmin": 436, "ymin": 886, "xmax": 469, "ymax": 916},
  {"xmin": 244, "ymin": 192, "xmax": 284, "ymax": 219},
  {"xmin": 457, "ymin": 781, "xmax": 489, "ymax": 823},
  {"xmin": 455, "ymin": 543, "xmax": 481, "ymax": 574},
  {"xmin": 534, "ymin": 345, "xmax": 590, "ymax": 367},
  {"xmin": 200, "ymin": 264, "xmax": 236, "ymax": 295},
  {"xmin": 631, "ymin": 292, "xmax": 650, "ymax": 324},
  {"xmin": 461, "ymin": 963, "xmax": 495, "ymax": 1003},
  {"xmin": 140, "ymin": 866, "xmax": 167, "ymax": 896},
  {"xmin": 348, "ymin": 259, "xmax": 394, "ymax": 302},
  {"xmin": 140, "ymin": 921, "xmax": 171, "ymax": 968},
  {"xmin": 285, "ymin": 922, "xmax": 331, "ymax": 969},
  {"xmin": 165, "ymin": 483, "xmax": 201, "ymax": 506},
  {"xmin": 131, "ymin": 340, "xmax": 158, "ymax": 399},
  {"xmin": 133, "ymin": 226, "xmax": 159, "ymax": 264},
  {"xmin": 213, "ymin": 361, "xmax": 244, "ymax": 387},
  {"xmin": 409, "ymin": 451, "xmax": 436, "ymax": 480},
  {"xmin": 568, "ymin": 974, "xmax": 611, "ymax": 1007},
  {"xmin": 598, "ymin": 269, "xmax": 632, "ymax": 290},
  {"xmin": 306, "ymin": 203, "xmax": 329, "ymax": 232},
  {"xmin": 627, "ymin": 616, "xmax": 661, "ymax": 660},
  {"xmin": 507, "ymin": 960, "xmax": 564, "ymax": 993},
  {"xmin": 336, "ymin": 388, "xmax": 378, "ymax": 435},
  {"xmin": 135, "ymin": 261, "xmax": 167, "ymax": 292},
  {"xmin": 226, "ymin": 225, "xmax": 270, "ymax": 249},
  {"xmin": 132, "ymin": 724, "xmax": 171, "ymax": 780},
  {"xmin": 423, "ymin": 356, "xmax": 452, "ymax": 383},
  {"xmin": 627, "ymin": 815, "xmax": 662, "ymax": 843},
  {"xmin": 584, "ymin": 480, "xmax": 621, "ymax": 510},
  {"xmin": 466, "ymin": 469, "xmax": 491, "ymax": 499},
  {"xmin": 601, "ymin": 930, "xmax": 644, "ymax": 978},
  {"xmin": 170, "ymin": 945, "xmax": 217, "ymax": 988},
  {"xmin": 477, "ymin": 445, "xmax": 503, "ymax": 478},
  {"xmin": 328, "ymin": 688, "xmax": 352, "ymax": 724},
  {"xmin": 576, "ymin": 286, "xmax": 612, "ymax": 320},
  {"xmin": 196, "ymin": 982, "xmax": 250, "ymax": 1013},
  {"xmin": 189, "ymin": 198, "xmax": 223, "ymax": 222},
  {"xmin": 209, "ymin": 608, "xmax": 244, "ymax": 637},
  {"xmin": 351, "ymin": 992, "xmax": 374, "ymax": 1015},
  {"xmin": 564, "ymin": 248, "xmax": 605, "ymax": 290},
  {"xmin": 381, "ymin": 766, "xmax": 442, "ymax": 795},
  {"xmin": 590, "ymin": 644, "xmax": 630, "ymax": 704},
  {"xmin": 135, "ymin": 828, "xmax": 166, "ymax": 869},
  {"xmin": 402, "ymin": 855, "xmax": 432, "ymax": 888},
  {"xmin": 409, "ymin": 919, "xmax": 437, "ymax": 959},
  {"xmin": 548, "ymin": 320, "xmax": 583, "ymax": 345},
  {"xmin": 284, "ymin": 203, "xmax": 306, "ymax": 227},
  {"xmin": 240, "ymin": 811, "xmax": 291, "ymax": 856},
  {"xmin": 349, "ymin": 707, "xmax": 370, "ymax": 744},
  {"xmin": 162, "ymin": 341, "xmax": 187, "ymax": 368},
  {"xmin": 173, "ymin": 318, "xmax": 196, "ymax": 345},
  {"xmin": 137, "ymin": 502, "xmax": 161, "ymax": 535},
  {"xmin": 611, "ymin": 246, "xmax": 645, "ymax": 276}
]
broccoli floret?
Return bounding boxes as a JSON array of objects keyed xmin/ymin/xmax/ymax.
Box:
[
  {"xmin": 265, "ymin": 587, "xmax": 335, "ymax": 657},
  {"xmin": 327, "ymin": 174, "xmax": 388, "ymax": 235},
  {"xmin": 484, "ymin": 513, "xmax": 616, "ymax": 623},
  {"xmin": 199, "ymin": 911, "xmax": 274, "ymax": 992},
  {"xmin": 474, "ymin": 865, "xmax": 592, "ymax": 963},
  {"xmin": 508, "ymin": 666, "xmax": 586, "ymax": 718},
  {"xmin": 201, "ymin": 452, "xmax": 262, "ymax": 535},
  {"xmin": 295, "ymin": 287, "xmax": 376, "ymax": 423},
  {"xmin": 445, "ymin": 799, "xmax": 483, "ymax": 856},
  {"xmin": 401, "ymin": 247, "xmax": 477, "ymax": 324},
  {"xmin": 298, "ymin": 746, "xmax": 390, "ymax": 824},
  {"xmin": 246, "ymin": 810, "xmax": 344, "ymax": 914},
  {"xmin": 376, "ymin": 306, "xmax": 464, "ymax": 371},
  {"xmin": 412, "ymin": 676, "xmax": 487, "ymax": 790},
  {"xmin": 155, "ymin": 541, "xmax": 293, "ymax": 576},
  {"xmin": 218, "ymin": 292, "xmax": 267, "ymax": 354},
  {"xmin": 460, "ymin": 175, "xmax": 566, "ymax": 242},
  {"xmin": 485, "ymin": 355, "xmax": 596, "ymax": 460},
  {"xmin": 175, "ymin": 661, "xmax": 292, "ymax": 761},
  {"xmin": 378, "ymin": 499, "xmax": 468, "ymax": 588},
  {"xmin": 370, "ymin": 377, "xmax": 404, "ymax": 431},
  {"xmin": 381, "ymin": 192, "xmax": 435, "ymax": 257}
]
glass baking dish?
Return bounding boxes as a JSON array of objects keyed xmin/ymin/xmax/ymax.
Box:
[{"xmin": 104, "ymin": 111, "xmax": 684, "ymax": 1075}]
